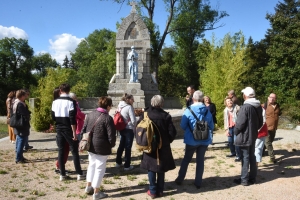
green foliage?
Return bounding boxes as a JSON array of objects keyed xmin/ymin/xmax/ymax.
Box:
[
  {"xmin": 71, "ymin": 29, "xmax": 116, "ymax": 96},
  {"xmin": 264, "ymin": 0, "xmax": 300, "ymax": 103},
  {"xmin": 241, "ymin": 37, "xmax": 269, "ymax": 101},
  {"xmin": 200, "ymin": 33, "xmax": 247, "ymax": 127},
  {"xmin": 0, "ymin": 37, "xmax": 35, "ymax": 114},
  {"xmin": 31, "ymin": 67, "xmax": 87, "ymax": 131}
]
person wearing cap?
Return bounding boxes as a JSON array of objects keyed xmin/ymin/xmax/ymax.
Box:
[
  {"xmin": 127, "ymin": 46, "xmax": 139, "ymax": 83},
  {"xmin": 233, "ymin": 87, "xmax": 263, "ymax": 186}
]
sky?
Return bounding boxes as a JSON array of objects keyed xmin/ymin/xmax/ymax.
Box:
[{"xmin": 0, "ymin": 0, "xmax": 280, "ymax": 64}]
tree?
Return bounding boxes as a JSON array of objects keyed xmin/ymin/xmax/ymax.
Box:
[
  {"xmin": 263, "ymin": 0, "xmax": 300, "ymax": 120},
  {"xmin": 31, "ymin": 67, "xmax": 88, "ymax": 131},
  {"xmin": 0, "ymin": 37, "xmax": 35, "ymax": 114},
  {"xmin": 241, "ymin": 37, "xmax": 269, "ymax": 100},
  {"xmin": 102, "ymin": 0, "xmax": 227, "ymax": 82},
  {"xmin": 32, "ymin": 53, "xmax": 59, "ymax": 77},
  {"xmin": 201, "ymin": 33, "xmax": 247, "ymax": 127},
  {"xmin": 71, "ymin": 29, "xmax": 116, "ymax": 96},
  {"xmin": 62, "ymin": 55, "xmax": 69, "ymax": 68},
  {"xmin": 170, "ymin": 0, "xmax": 228, "ymax": 88}
]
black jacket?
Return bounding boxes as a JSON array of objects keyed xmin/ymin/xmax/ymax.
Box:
[
  {"xmin": 234, "ymin": 101, "xmax": 263, "ymax": 146},
  {"xmin": 138, "ymin": 106, "xmax": 177, "ymax": 173},
  {"xmin": 14, "ymin": 102, "xmax": 31, "ymax": 136},
  {"xmin": 80, "ymin": 110, "xmax": 116, "ymax": 155}
]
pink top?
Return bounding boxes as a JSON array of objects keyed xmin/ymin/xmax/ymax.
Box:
[
  {"xmin": 76, "ymin": 102, "xmax": 85, "ymax": 134},
  {"xmin": 228, "ymin": 111, "xmax": 235, "ymax": 128}
]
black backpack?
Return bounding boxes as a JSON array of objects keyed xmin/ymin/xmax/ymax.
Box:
[{"xmin": 187, "ymin": 107, "xmax": 209, "ymax": 141}]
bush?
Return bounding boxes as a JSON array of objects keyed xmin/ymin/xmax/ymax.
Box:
[{"xmin": 31, "ymin": 67, "xmax": 87, "ymax": 131}]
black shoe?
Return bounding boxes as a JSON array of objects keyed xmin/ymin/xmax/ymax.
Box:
[
  {"xmin": 233, "ymin": 178, "xmax": 241, "ymax": 184},
  {"xmin": 226, "ymin": 154, "xmax": 236, "ymax": 158},
  {"xmin": 235, "ymin": 158, "xmax": 241, "ymax": 162},
  {"xmin": 248, "ymin": 179, "xmax": 256, "ymax": 185},
  {"xmin": 175, "ymin": 179, "xmax": 182, "ymax": 185},
  {"xmin": 194, "ymin": 183, "xmax": 201, "ymax": 189},
  {"xmin": 16, "ymin": 159, "xmax": 29, "ymax": 164},
  {"xmin": 241, "ymin": 181, "xmax": 249, "ymax": 186},
  {"xmin": 25, "ymin": 146, "xmax": 33, "ymax": 150},
  {"xmin": 55, "ymin": 169, "xmax": 70, "ymax": 174}
]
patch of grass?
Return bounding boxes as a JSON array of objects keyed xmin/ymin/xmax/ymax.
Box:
[
  {"xmin": 229, "ymin": 164, "xmax": 235, "ymax": 167},
  {"xmin": 79, "ymin": 194, "xmax": 87, "ymax": 199},
  {"xmin": 25, "ymin": 197, "xmax": 37, "ymax": 200},
  {"xmin": 37, "ymin": 173, "xmax": 49, "ymax": 179},
  {"xmin": 54, "ymin": 186, "xmax": 67, "ymax": 192},
  {"xmin": 127, "ymin": 174, "xmax": 137, "ymax": 181},
  {"xmin": 18, "ymin": 195, "xmax": 24, "ymax": 198},
  {"xmin": 24, "ymin": 178, "xmax": 32, "ymax": 182},
  {"xmin": 11, "ymin": 172, "xmax": 17, "ymax": 178},
  {"xmin": 103, "ymin": 179, "xmax": 114, "ymax": 184},
  {"xmin": 285, "ymin": 165, "xmax": 293, "ymax": 169},
  {"xmin": 113, "ymin": 174, "xmax": 121, "ymax": 179},
  {"xmin": 0, "ymin": 124, "xmax": 8, "ymax": 139},
  {"xmin": 9, "ymin": 188, "xmax": 19, "ymax": 192},
  {"xmin": 99, "ymin": 185, "xmax": 105, "ymax": 192},
  {"xmin": 67, "ymin": 193, "xmax": 77, "ymax": 198},
  {"xmin": 22, "ymin": 189, "xmax": 29, "ymax": 192},
  {"xmin": 0, "ymin": 170, "xmax": 8, "ymax": 174},
  {"xmin": 137, "ymin": 179, "xmax": 147, "ymax": 186}
]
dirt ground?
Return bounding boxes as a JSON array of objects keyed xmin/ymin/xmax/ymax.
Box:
[{"xmin": 0, "ymin": 139, "xmax": 299, "ymax": 200}]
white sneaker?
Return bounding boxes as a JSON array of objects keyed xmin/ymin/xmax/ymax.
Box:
[
  {"xmin": 124, "ymin": 165, "xmax": 134, "ymax": 171},
  {"xmin": 115, "ymin": 163, "xmax": 122, "ymax": 168},
  {"xmin": 77, "ymin": 174, "xmax": 86, "ymax": 181},
  {"xmin": 59, "ymin": 175, "xmax": 68, "ymax": 181},
  {"xmin": 12, "ymin": 141, "xmax": 15, "ymax": 144},
  {"xmin": 85, "ymin": 186, "xmax": 93, "ymax": 194},
  {"xmin": 93, "ymin": 192, "xmax": 108, "ymax": 200}
]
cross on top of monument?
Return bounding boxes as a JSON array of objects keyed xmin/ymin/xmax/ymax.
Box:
[{"xmin": 130, "ymin": 1, "xmax": 137, "ymax": 13}]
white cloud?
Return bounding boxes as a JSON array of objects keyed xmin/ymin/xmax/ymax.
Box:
[
  {"xmin": 0, "ymin": 25, "xmax": 28, "ymax": 39},
  {"xmin": 49, "ymin": 33, "xmax": 83, "ymax": 64}
]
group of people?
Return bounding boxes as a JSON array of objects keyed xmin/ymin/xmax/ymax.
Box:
[
  {"xmin": 6, "ymin": 83, "xmax": 281, "ymax": 199},
  {"xmin": 6, "ymin": 89, "xmax": 33, "ymax": 164},
  {"xmin": 185, "ymin": 85, "xmax": 281, "ymax": 187}
]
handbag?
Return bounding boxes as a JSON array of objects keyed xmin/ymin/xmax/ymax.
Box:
[
  {"xmin": 187, "ymin": 107, "xmax": 209, "ymax": 140},
  {"xmin": 9, "ymin": 113, "xmax": 24, "ymax": 128},
  {"xmin": 79, "ymin": 114, "xmax": 102, "ymax": 152}
]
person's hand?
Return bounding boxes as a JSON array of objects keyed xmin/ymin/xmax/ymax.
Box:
[
  {"xmin": 225, "ymin": 130, "xmax": 230, "ymax": 137},
  {"xmin": 73, "ymin": 133, "xmax": 77, "ymax": 141}
]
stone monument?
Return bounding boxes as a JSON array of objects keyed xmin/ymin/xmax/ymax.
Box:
[{"xmin": 107, "ymin": 1, "xmax": 160, "ymax": 108}]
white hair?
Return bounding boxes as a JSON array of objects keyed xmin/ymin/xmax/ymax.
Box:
[
  {"xmin": 193, "ymin": 90, "xmax": 204, "ymax": 102},
  {"xmin": 69, "ymin": 92, "xmax": 76, "ymax": 99},
  {"xmin": 151, "ymin": 95, "xmax": 164, "ymax": 107}
]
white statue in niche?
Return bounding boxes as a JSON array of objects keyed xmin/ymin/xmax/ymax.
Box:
[{"xmin": 127, "ymin": 46, "xmax": 139, "ymax": 83}]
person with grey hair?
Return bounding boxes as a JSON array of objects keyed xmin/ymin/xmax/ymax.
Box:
[
  {"xmin": 175, "ymin": 90, "xmax": 214, "ymax": 189},
  {"xmin": 137, "ymin": 95, "xmax": 177, "ymax": 198},
  {"xmin": 233, "ymin": 87, "xmax": 263, "ymax": 186}
]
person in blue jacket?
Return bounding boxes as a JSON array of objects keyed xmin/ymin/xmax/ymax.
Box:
[{"xmin": 175, "ymin": 90, "xmax": 214, "ymax": 189}]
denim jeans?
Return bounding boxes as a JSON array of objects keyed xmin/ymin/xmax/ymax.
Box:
[
  {"xmin": 240, "ymin": 143, "xmax": 257, "ymax": 183},
  {"xmin": 176, "ymin": 144, "xmax": 208, "ymax": 187},
  {"xmin": 234, "ymin": 134, "xmax": 241, "ymax": 159},
  {"xmin": 16, "ymin": 135, "xmax": 28, "ymax": 162},
  {"xmin": 228, "ymin": 127, "xmax": 236, "ymax": 156},
  {"xmin": 56, "ymin": 129, "xmax": 82, "ymax": 176},
  {"xmin": 148, "ymin": 170, "xmax": 165, "ymax": 195},
  {"xmin": 116, "ymin": 129, "xmax": 134, "ymax": 168},
  {"xmin": 255, "ymin": 137, "xmax": 266, "ymax": 162}
]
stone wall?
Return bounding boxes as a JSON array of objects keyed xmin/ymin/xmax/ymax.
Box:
[{"xmin": 78, "ymin": 97, "xmax": 182, "ymax": 110}]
